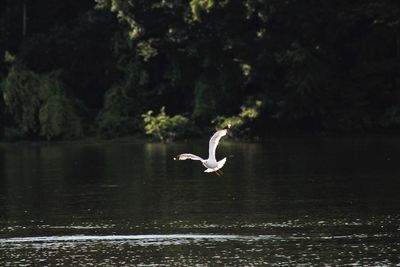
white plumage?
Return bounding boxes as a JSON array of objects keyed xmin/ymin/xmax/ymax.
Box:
[{"xmin": 174, "ymin": 126, "xmax": 229, "ymax": 175}]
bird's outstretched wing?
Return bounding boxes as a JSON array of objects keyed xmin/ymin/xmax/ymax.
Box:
[
  {"xmin": 174, "ymin": 153, "xmax": 204, "ymax": 161},
  {"xmin": 208, "ymin": 129, "xmax": 228, "ymax": 161}
]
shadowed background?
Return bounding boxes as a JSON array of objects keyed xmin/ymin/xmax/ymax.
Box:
[{"xmin": 1, "ymin": 0, "xmax": 400, "ymax": 141}]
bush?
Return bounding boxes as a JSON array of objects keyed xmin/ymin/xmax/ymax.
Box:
[
  {"xmin": 39, "ymin": 95, "xmax": 83, "ymax": 140},
  {"xmin": 213, "ymin": 100, "xmax": 263, "ymax": 139},
  {"xmin": 95, "ymin": 114, "xmax": 139, "ymax": 138},
  {"xmin": 94, "ymin": 85, "xmax": 141, "ymax": 138},
  {"xmin": 142, "ymin": 107, "xmax": 192, "ymax": 141},
  {"xmin": 3, "ymin": 127, "xmax": 24, "ymax": 141}
]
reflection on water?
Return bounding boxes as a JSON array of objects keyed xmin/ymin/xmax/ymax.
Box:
[
  {"xmin": 1, "ymin": 137, "xmax": 400, "ymax": 265},
  {"xmin": 1, "ymin": 234, "xmax": 265, "ymax": 244}
]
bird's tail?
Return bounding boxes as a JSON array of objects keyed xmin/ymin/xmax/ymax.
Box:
[
  {"xmin": 204, "ymin": 158, "xmax": 227, "ymax": 173},
  {"xmin": 216, "ymin": 157, "xmax": 227, "ymax": 170}
]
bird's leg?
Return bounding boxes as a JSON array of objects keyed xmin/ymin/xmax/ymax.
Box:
[
  {"xmin": 219, "ymin": 169, "xmax": 224, "ymax": 175},
  {"xmin": 214, "ymin": 169, "xmax": 221, "ymax": 176},
  {"xmin": 215, "ymin": 169, "xmax": 223, "ymax": 176}
]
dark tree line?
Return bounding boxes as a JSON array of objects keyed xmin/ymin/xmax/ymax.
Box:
[{"xmin": 1, "ymin": 0, "xmax": 400, "ymax": 140}]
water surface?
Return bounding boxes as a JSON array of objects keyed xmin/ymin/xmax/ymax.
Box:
[{"xmin": 1, "ymin": 137, "xmax": 400, "ymax": 265}]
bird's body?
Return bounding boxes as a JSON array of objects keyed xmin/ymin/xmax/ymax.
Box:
[{"xmin": 174, "ymin": 127, "xmax": 229, "ymax": 175}]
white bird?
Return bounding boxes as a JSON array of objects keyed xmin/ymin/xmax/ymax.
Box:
[{"xmin": 174, "ymin": 126, "xmax": 230, "ymax": 176}]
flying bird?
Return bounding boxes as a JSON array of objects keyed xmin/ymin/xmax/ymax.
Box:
[{"xmin": 174, "ymin": 126, "xmax": 230, "ymax": 176}]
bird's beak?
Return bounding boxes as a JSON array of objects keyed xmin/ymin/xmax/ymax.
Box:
[{"xmin": 223, "ymin": 124, "xmax": 231, "ymax": 130}]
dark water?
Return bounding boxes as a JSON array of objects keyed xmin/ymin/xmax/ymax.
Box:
[{"xmin": 1, "ymin": 137, "xmax": 400, "ymax": 266}]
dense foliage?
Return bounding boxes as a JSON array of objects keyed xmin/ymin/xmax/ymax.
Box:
[
  {"xmin": 142, "ymin": 107, "xmax": 193, "ymax": 142},
  {"xmin": 2, "ymin": 64, "xmax": 83, "ymax": 140},
  {"xmin": 1, "ymin": 0, "xmax": 399, "ymax": 141}
]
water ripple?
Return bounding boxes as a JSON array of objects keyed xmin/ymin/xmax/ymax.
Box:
[{"xmin": 0, "ymin": 234, "xmax": 275, "ymax": 244}]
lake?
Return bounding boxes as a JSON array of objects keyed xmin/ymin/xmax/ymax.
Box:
[{"xmin": 1, "ymin": 136, "xmax": 400, "ymax": 266}]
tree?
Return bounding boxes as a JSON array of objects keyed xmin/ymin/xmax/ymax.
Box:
[{"xmin": 2, "ymin": 64, "xmax": 83, "ymax": 139}]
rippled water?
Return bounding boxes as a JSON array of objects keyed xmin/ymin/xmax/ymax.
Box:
[{"xmin": 1, "ymin": 137, "xmax": 400, "ymax": 265}]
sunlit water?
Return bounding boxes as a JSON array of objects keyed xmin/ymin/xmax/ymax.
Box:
[{"xmin": 1, "ymin": 137, "xmax": 400, "ymax": 265}]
